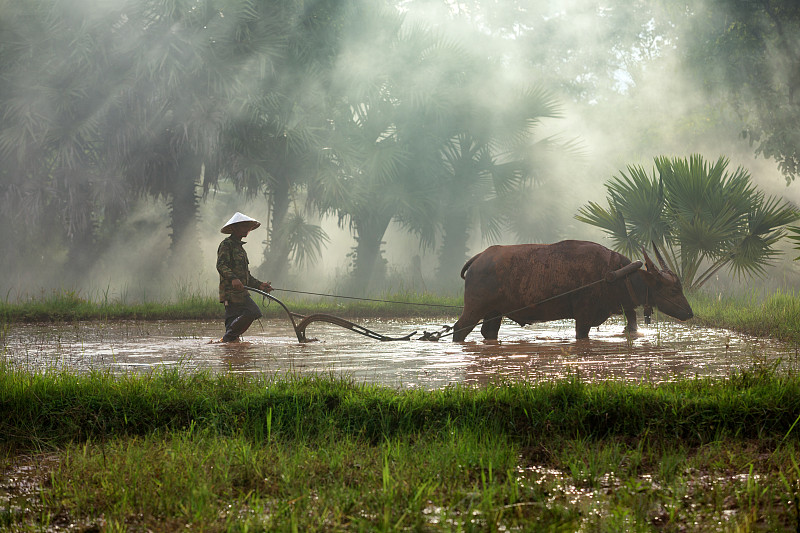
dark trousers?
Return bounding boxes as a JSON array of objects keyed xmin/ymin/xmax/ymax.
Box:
[{"xmin": 222, "ymin": 294, "xmax": 263, "ymax": 341}]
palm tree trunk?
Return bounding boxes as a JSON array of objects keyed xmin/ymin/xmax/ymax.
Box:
[
  {"xmin": 64, "ymin": 180, "xmax": 97, "ymax": 284},
  {"xmin": 167, "ymin": 157, "xmax": 200, "ymax": 268},
  {"xmin": 437, "ymin": 209, "xmax": 471, "ymax": 284},
  {"xmin": 259, "ymin": 173, "xmax": 291, "ymax": 282},
  {"xmin": 351, "ymin": 214, "xmax": 392, "ymax": 293}
]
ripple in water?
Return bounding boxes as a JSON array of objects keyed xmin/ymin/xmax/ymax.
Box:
[{"xmin": 2, "ymin": 316, "xmax": 795, "ymax": 389}]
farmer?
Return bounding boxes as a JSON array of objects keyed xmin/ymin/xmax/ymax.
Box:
[{"xmin": 216, "ymin": 212, "xmax": 273, "ymax": 342}]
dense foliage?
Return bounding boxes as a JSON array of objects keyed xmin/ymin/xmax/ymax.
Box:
[
  {"xmin": 682, "ymin": 0, "xmax": 800, "ymax": 183},
  {"xmin": 576, "ymin": 155, "xmax": 799, "ymax": 289},
  {"xmin": 1, "ymin": 0, "xmax": 798, "ymax": 292}
]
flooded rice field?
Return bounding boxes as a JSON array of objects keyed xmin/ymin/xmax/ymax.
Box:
[{"xmin": 1, "ymin": 316, "xmax": 796, "ymax": 388}]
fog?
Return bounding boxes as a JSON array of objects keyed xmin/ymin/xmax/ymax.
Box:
[{"xmin": 2, "ymin": 0, "xmax": 799, "ymax": 302}]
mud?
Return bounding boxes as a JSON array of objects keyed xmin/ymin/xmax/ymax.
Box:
[{"xmin": 2, "ymin": 316, "xmax": 794, "ymax": 389}]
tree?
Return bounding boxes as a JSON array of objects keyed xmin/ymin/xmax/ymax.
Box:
[
  {"xmin": 0, "ymin": 0, "xmax": 129, "ymax": 281},
  {"xmin": 217, "ymin": 0, "xmax": 345, "ymax": 283},
  {"xmin": 309, "ymin": 2, "xmax": 568, "ymax": 289},
  {"xmin": 682, "ymin": 0, "xmax": 800, "ymax": 183},
  {"xmin": 109, "ymin": 0, "xmax": 259, "ymax": 262},
  {"xmin": 431, "ymin": 84, "xmax": 563, "ymax": 280},
  {"xmin": 98, "ymin": 0, "xmax": 315, "ymax": 278},
  {"xmin": 309, "ymin": 4, "xmax": 442, "ymax": 290},
  {"xmin": 412, "ymin": 0, "xmax": 674, "ymax": 104},
  {"xmin": 312, "ymin": 91, "xmax": 415, "ymax": 290},
  {"xmin": 221, "ymin": 88, "xmax": 330, "ymax": 283},
  {"xmin": 576, "ymin": 154, "xmax": 799, "ymax": 290},
  {"xmin": 0, "ymin": 0, "xmax": 340, "ymax": 289}
]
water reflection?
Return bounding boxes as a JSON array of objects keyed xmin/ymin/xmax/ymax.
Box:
[{"xmin": 1, "ymin": 316, "xmax": 795, "ymax": 389}]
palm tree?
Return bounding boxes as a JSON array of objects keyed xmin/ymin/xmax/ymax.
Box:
[
  {"xmin": 576, "ymin": 154, "xmax": 799, "ymax": 290},
  {"xmin": 108, "ymin": 0, "xmax": 296, "ymax": 266},
  {"xmin": 0, "ymin": 0, "xmax": 128, "ymax": 281},
  {"xmin": 209, "ymin": 0, "xmax": 377, "ymax": 284},
  {"xmin": 307, "ymin": 4, "xmax": 444, "ymax": 291},
  {"xmin": 220, "ymin": 89, "xmax": 330, "ymax": 282},
  {"xmin": 310, "ymin": 5, "xmax": 566, "ymax": 289},
  {"xmin": 216, "ymin": 0, "xmax": 337, "ymax": 282},
  {"xmin": 312, "ymin": 92, "xmax": 414, "ymax": 290},
  {"xmin": 432, "ymin": 84, "xmax": 563, "ymax": 281}
]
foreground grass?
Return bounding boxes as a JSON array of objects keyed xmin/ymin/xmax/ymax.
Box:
[{"xmin": 2, "ymin": 363, "xmax": 800, "ymax": 531}]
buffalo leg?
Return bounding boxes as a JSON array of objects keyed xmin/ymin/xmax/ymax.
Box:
[
  {"xmin": 480, "ymin": 312, "xmax": 503, "ymax": 340},
  {"xmin": 623, "ymin": 306, "xmax": 638, "ymax": 334},
  {"xmin": 452, "ymin": 310, "xmax": 482, "ymax": 342},
  {"xmin": 575, "ymin": 321, "xmax": 591, "ymax": 339}
]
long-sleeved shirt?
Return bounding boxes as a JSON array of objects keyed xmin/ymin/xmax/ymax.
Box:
[{"xmin": 216, "ymin": 236, "xmax": 264, "ymax": 303}]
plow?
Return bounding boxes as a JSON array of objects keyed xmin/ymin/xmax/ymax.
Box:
[{"xmin": 246, "ymin": 287, "xmax": 422, "ymax": 342}]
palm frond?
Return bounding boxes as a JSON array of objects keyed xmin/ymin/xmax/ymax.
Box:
[
  {"xmin": 575, "ymin": 200, "xmax": 640, "ymax": 257},
  {"xmin": 579, "ymin": 154, "xmax": 797, "ymax": 288},
  {"xmin": 275, "ymin": 211, "xmax": 330, "ymax": 269},
  {"xmin": 605, "ymin": 164, "xmax": 669, "ymax": 246}
]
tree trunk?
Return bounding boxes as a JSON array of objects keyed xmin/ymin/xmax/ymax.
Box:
[
  {"xmin": 350, "ymin": 214, "xmax": 392, "ymax": 293},
  {"xmin": 168, "ymin": 156, "xmax": 201, "ymax": 271},
  {"xmin": 437, "ymin": 209, "xmax": 471, "ymax": 287},
  {"xmin": 258, "ymin": 172, "xmax": 291, "ymax": 283},
  {"xmin": 64, "ymin": 179, "xmax": 98, "ymax": 285},
  {"xmin": 65, "ymin": 222, "xmax": 96, "ymax": 285}
]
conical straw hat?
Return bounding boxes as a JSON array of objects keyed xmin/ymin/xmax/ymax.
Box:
[{"xmin": 221, "ymin": 212, "xmax": 261, "ymax": 234}]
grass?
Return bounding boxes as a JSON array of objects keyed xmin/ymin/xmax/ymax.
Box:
[
  {"xmin": 5, "ymin": 360, "xmax": 800, "ymax": 447},
  {"xmin": 2, "ymin": 362, "xmax": 800, "ymax": 530},
  {"xmin": 0, "ymin": 288, "xmax": 462, "ymax": 323},
  {"xmin": 6, "ymin": 286, "xmax": 800, "ymax": 347},
  {"xmin": 4, "ymin": 286, "xmax": 800, "ymax": 529},
  {"xmin": 688, "ymin": 289, "xmax": 800, "ymax": 344}
]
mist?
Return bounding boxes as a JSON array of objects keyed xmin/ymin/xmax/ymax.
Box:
[{"xmin": 2, "ymin": 0, "xmax": 799, "ymax": 301}]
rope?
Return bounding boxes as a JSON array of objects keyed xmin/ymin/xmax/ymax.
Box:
[
  {"xmin": 272, "ymin": 287, "xmax": 464, "ymax": 309},
  {"xmin": 272, "ymin": 276, "xmax": 607, "ymax": 341},
  {"xmin": 268, "ymin": 263, "xmax": 636, "ymax": 342}
]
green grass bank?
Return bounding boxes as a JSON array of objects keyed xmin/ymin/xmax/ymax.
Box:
[
  {"xmin": 2, "ymin": 364, "xmax": 800, "ymax": 530},
  {"xmin": 689, "ymin": 290, "xmax": 800, "ymax": 344},
  {"xmin": 3, "ymin": 363, "xmax": 800, "ymax": 448},
  {"xmin": 0, "ymin": 289, "xmax": 462, "ymax": 323}
]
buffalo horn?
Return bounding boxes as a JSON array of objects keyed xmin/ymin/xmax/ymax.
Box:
[
  {"xmin": 651, "ymin": 241, "xmax": 671, "ymax": 272},
  {"xmin": 641, "ymin": 246, "xmax": 656, "ymax": 272}
]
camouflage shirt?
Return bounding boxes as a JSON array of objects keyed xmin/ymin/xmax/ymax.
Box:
[{"xmin": 216, "ymin": 236, "xmax": 264, "ymax": 303}]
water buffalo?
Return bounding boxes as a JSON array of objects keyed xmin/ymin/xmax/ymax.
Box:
[{"xmin": 452, "ymin": 240, "xmax": 693, "ymax": 341}]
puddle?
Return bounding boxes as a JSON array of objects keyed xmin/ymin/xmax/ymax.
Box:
[
  {"xmin": 0, "ymin": 454, "xmax": 58, "ymax": 528},
  {"xmin": 1, "ymin": 316, "xmax": 796, "ymax": 389}
]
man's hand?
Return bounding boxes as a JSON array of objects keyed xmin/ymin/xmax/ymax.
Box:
[
  {"xmin": 259, "ymin": 281, "xmax": 273, "ymax": 293},
  {"xmin": 232, "ymin": 278, "xmax": 245, "ymax": 291}
]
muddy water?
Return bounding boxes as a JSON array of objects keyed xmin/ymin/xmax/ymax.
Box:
[{"xmin": 1, "ymin": 316, "xmax": 795, "ymax": 389}]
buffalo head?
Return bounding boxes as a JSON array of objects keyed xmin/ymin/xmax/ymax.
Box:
[{"xmin": 640, "ymin": 244, "xmax": 693, "ymax": 321}]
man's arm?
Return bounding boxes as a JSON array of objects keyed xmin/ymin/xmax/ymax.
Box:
[{"xmin": 245, "ymin": 272, "xmax": 272, "ymax": 292}]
